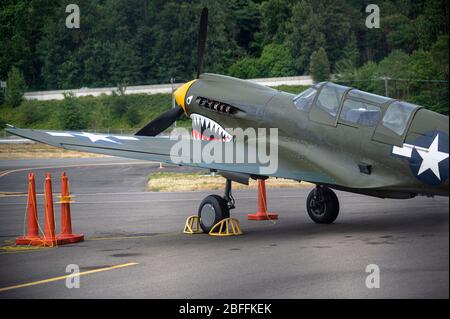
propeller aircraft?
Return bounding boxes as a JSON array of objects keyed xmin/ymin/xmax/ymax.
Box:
[{"xmin": 6, "ymin": 8, "xmax": 449, "ymax": 233}]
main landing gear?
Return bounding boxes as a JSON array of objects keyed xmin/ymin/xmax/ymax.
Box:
[
  {"xmin": 198, "ymin": 179, "xmax": 235, "ymax": 233},
  {"xmin": 197, "ymin": 181, "xmax": 340, "ymax": 233},
  {"xmin": 306, "ymin": 185, "xmax": 340, "ymax": 224}
]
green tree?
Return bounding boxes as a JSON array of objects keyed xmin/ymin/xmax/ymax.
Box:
[
  {"xmin": 5, "ymin": 66, "xmax": 26, "ymax": 107},
  {"xmin": 383, "ymin": 14, "xmax": 417, "ymax": 53},
  {"xmin": 378, "ymin": 50, "xmax": 412, "ymax": 99},
  {"xmin": 59, "ymin": 93, "xmax": 87, "ymax": 130},
  {"xmin": 416, "ymin": 0, "xmax": 449, "ymax": 50},
  {"xmin": 257, "ymin": 0, "xmax": 292, "ymax": 45},
  {"xmin": 202, "ymin": 1, "xmax": 243, "ymax": 76},
  {"xmin": 0, "ymin": 0, "xmax": 55, "ymax": 89},
  {"xmin": 230, "ymin": 0, "xmax": 261, "ymax": 54},
  {"xmin": 430, "ymin": 35, "xmax": 449, "ymax": 80},
  {"xmin": 36, "ymin": 2, "xmax": 78, "ymax": 89},
  {"xmin": 335, "ymin": 45, "xmax": 448, "ymax": 114},
  {"xmin": 0, "ymin": 86, "xmax": 5, "ymax": 105},
  {"xmin": 409, "ymin": 50, "xmax": 439, "ymax": 80},
  {"xmin": 258, "ymin": 43, "xmax": 296, "ymax": 77},
  {"xmin": 334, "ymin": 58, "xmax": 357, "ymax": 82},
  {"xmin": 408, "ymin": 46, "xmax": 448, "ymax": 114},
  {"xmin": 1, "ymin": 0, "xmax": 449, "ymax": 92},
  {"xmin": 125, "ymin": 106, "xmax": 141, "ymax": 127},
  {"xmin": 228, "ymin": 43, "xmax": 295, "ymax": 78},
  {"xmin": 286, "ymin": 0, "xmax": 325, "ymax": 73},
  {"xmin": 354, "ymin": 61, "xmax": 383, "ymax": 94},
  {"xmin": 309, "ymin": 48, "xmax": 330, "ymax": 82},
  {"xmin": 341, "ymin": 33, "xmax": 359, "ymax": 67},
  {"xmin": 378, "ymin": 50, "xmax": 411, "ymax": 79},
  {"xmin": 109, "ymin": 41, "xmax": 142, "ymax": 85},
  {"xmin": 228, "ymin": 57, "xmax": 260, "ymax": 78},
  {"xmin": 334, "ymin": 32, "xmax": 359, "ymax": 77},
  {"xmin": 313, "ymin": 0, "xmax": 352, "ymax": 67}
]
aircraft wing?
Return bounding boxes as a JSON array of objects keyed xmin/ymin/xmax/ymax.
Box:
[
  {"xmin": 5, "ymin": 126, "xmax": 335, "ymax": 184},
  {"xmin": 5, "ymin": 127, "xmax": 187, "ymax": 163}
]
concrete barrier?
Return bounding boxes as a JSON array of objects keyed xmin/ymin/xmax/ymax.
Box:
[{"xmin": 24, "ymin": 76, "xmax": 313, "ymax": 101}]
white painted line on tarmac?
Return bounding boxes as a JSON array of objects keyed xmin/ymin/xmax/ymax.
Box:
[{"xmin": 0, "ymin": 161, "xmax": 157, "ymax": 179}]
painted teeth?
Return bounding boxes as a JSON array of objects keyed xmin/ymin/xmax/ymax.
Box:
[{"xmin": 190, "ymin": 113, "xmax": 232, "ymax": 142}]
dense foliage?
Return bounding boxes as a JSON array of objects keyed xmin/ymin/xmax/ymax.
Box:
[
  {"xmin": 310, "ymin": 48, "xmax": 330, "ymax": 82},
  {"xmin": 336, "ymin": 41, "xmax": 449, "ymax": 114},
  {"xmin": 4, "ymin": 67, "xmax": 26, "ymax": 107},
  {"xmin": 1, "ymin": 92, "xmax": 181, "ymax": 131},
  {"xmin": 0, "ymin": 85, "xmax": 309, "ymax": 131},
  {"xmin": 0, "ymin": 0, "xmax": 448, "ymax": 117}
]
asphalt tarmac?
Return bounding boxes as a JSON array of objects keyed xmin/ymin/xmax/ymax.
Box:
[{"xmin": 0, "ymin": 158, "xmax": 448, "ymax": 298}]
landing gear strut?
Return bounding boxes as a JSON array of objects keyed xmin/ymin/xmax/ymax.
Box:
[
  {"xmin": 198, "ymin": 179, "xmax": 235, "ymax": 233},
  {"xmin": 223, "ymin": 179, "xmax": 235, "ymax": 209},
  {"xmin": 306, "ymin": 185, "xmax": 340, "ymax": 224}
]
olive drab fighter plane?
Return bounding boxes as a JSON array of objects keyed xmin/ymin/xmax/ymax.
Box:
[{"xmin": 6, "ymin": 8, "xmax": 449, "ymax": 233}]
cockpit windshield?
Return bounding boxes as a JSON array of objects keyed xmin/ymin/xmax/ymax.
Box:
[
  {"xmin": 381, "ymin": 101, "xmax": 419, "ymax": 135},
  {"xmin": 292, "ymin": 82, "xmax": 419, "ymax": 135},
  {"xmin": 316, "ymin": 83, "xmax": 348, "ymax": 118},
  {"xmin": 347, "ymin": 89, "xmax": 392, "ymax": 105},
  {"xmin": 293, "ymin": 88, "xmax": 317, "ymax": 112}
]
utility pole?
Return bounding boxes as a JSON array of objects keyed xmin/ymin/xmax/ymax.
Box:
[{"xmin": 380, "ymin": 76, "xmax": 390, "ymax": 97}]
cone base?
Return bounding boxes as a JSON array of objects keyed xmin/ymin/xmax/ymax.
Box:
[
  {"xmin": 16, "ymin": 236, "xmax": 59, "ymax": 247},
  {"xmin": 16, "ymin": 234, "xmax": 84, "ymax": 246},
  {"xmin": 56, "ymin": 233, "xmax": 84, "ymax": 244},
  {"xmin": 247, "ymin": 212, "xmax": 278, "ymax": 220},
  {"xmin": 16, "ymin": 236, "xmax": 41, "ymax": 246}
]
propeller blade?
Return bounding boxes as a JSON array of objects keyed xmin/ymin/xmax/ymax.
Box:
[
  {"xmin": 196, "ymin": 7, "xmax": 208, "ymax": 79},
  {"xmin": 135, "ymin": 107, "xmax": 184, "ymax": 136}
]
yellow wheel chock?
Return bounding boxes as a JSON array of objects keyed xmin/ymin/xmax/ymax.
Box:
[
  {"xmin": 183, "ymin": 215, "xmax": 203, "ymax": 234},
  {"xmin": 209, "ymin": 218, "xmax": 243, "ymax": 237}
]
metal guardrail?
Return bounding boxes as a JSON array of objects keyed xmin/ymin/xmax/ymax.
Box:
[
  {"xmin": 23, "ymin": 76, "xmax": 313, "ymax": 101},
  {"xmin": 5, "ymin": 76, "xmax": 313, "ymax": 144},
  {"xmin": 0, "ymin": 138, "xmax": 32, "ymax": 144}
]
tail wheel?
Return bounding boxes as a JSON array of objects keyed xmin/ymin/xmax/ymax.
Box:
[
  {"xmin": 198, "ymin": 195, "xmax": 230, "ymax": 233},
  {"xmin": 306, "ymin": 186, "xmax": 340, "ymax": 224}
]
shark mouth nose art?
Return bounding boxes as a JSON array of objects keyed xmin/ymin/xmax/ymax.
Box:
[{"xmin": 190, "ymin": 113, "xmax": 232, "ymax": 142}]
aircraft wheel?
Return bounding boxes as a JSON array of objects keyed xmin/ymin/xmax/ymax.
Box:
[
  {"xmin": 306, "ymin": 186, "xmax": 339, "ymax": 224},
  {"xmin": 198, "ymin": 195, "xmax": 230, "ymax": 233}
]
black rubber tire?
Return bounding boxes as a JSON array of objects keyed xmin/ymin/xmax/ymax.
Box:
[
  {"xmin": 198, "ymin": 195, "xmax": 230, "ymax": 233},
  {"xmin": 306, "ymin": 187, "xmax": 340, "ymax": 224}
]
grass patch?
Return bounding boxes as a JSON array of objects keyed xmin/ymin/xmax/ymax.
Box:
[
  {"xmin": 272, "ymin": 85, "xmax": 309, "ymax": 94},
  {"xmin": 0, "ymin": 85, "xmax": 307, "ymax": 132},
  {"xmin": 0, "ymin": 142, "xmax": 109, "ymax": 159},
  {"xmin": 0, "ymin": 93, "xmax": 192, "ymax": 131},
  {"xmin": 147, "ymin": 171, "xmax": 313, "ymax": 192}
]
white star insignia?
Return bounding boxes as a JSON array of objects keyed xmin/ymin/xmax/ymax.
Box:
[
  {"xmin": 75, "ymin": 132, "xmax": 121, "ymax": 144},
  {"xmin": 46, "ymin": 132, "xmax": 139, "ymax": 143},
  {"xmin": 416, "ymin": 134, "xmax": 449, "ymax": 181}
]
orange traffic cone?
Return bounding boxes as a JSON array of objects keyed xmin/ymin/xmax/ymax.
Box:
[
  {"xmin": 56, "ymin": 172, "xmax": 84, "ymax": 244},
  {"xmin": 42, "ymin": 173, "xmax": 57, "ymax": 246},
  {"xmin": 247, "ymin": 179, "xmax": 278, "ymax": 220},
  {"xmin": 16, "ymin": 173, "xmax": 40, "ymax": 245}
]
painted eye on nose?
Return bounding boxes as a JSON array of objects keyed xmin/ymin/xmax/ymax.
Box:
[{"xmin": 186, "ymin": 95, "xmax": 193, "ymax": 105}]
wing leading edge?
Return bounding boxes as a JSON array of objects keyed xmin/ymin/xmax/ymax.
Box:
[
  {"xmin": 5, "ymin": 127, "xmax": 182, "ymax": 163},
  {"xmin": 5, "ymin": 126, "xmax": 335, "ymax": 185}
]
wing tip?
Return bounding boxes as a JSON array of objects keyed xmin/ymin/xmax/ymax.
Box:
[
  {"xmin": 4, "ymin": 124, "xmax": 19, "ymax": 135},
  {"xmin": 4, "ymin": 124, "xmax": 14, "ymax": 134}
]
